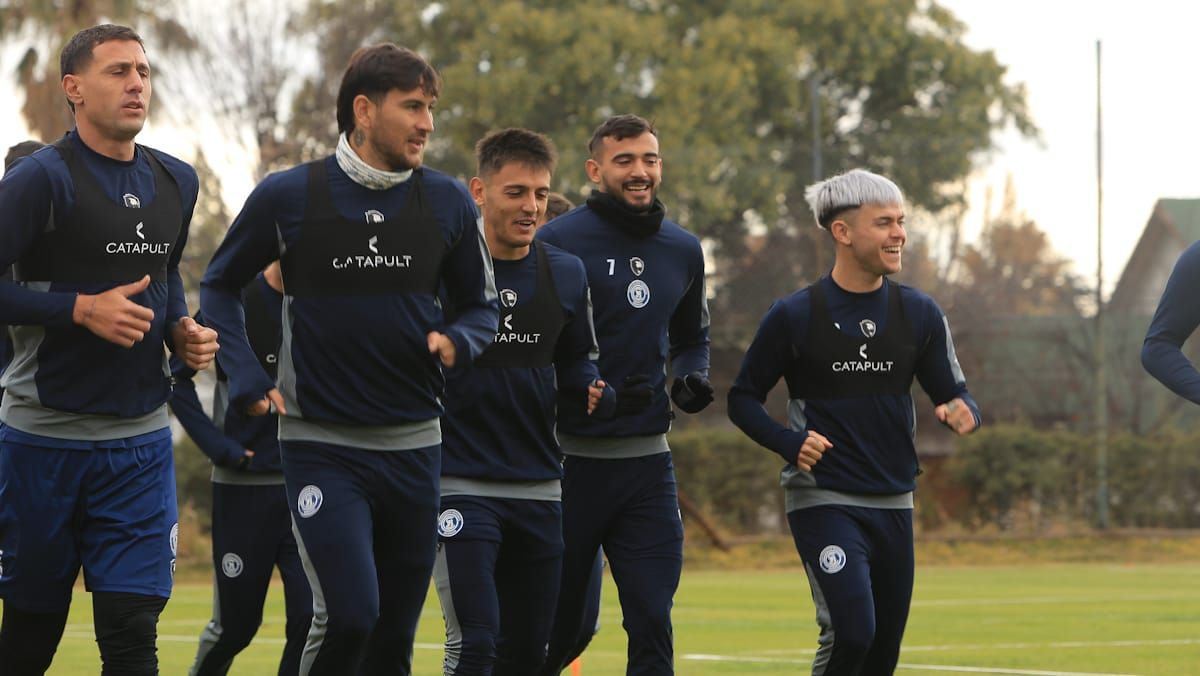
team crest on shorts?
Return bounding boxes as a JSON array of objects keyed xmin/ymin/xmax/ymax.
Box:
[
  {"xmin": 438, "ymin": 509, "xmax": 464, "ymax": 537},
  {"xmin": 819, "ymin": 545, "xmax": 847, "ymax": 574},
  {"xmin": 222, "ymin": 553, "xmax": 244, "ymax": 578},
  {"xmin": 627, "ymin": 280, "xmax": 650, "ymax": 309},
  {"xmin": 298, "ymin": 485, "xmax": 324, "ymax": 518},
  {"xmin": 170, "ymin": 523, "xmax": 179, "ymax": 556}
]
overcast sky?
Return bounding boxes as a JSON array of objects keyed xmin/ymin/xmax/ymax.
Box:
[
  {"xmin": 3, "ymin": 1, "xmax": 1196, "ymax": 296},
  {"xmin": 942, "ymin": 0, "xmax": 1200, "ymax": 293}
]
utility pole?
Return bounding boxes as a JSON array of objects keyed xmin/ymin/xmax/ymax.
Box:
[{"xmin": 1094, "ymin": 39, "xmax": 1109, "ymax": 530}]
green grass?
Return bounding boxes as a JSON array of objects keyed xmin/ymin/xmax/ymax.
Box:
[{"xmin": 39, "ymin": 561, "xmax": 1200, "ymax": 675}]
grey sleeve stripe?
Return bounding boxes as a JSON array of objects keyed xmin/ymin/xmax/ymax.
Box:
[
  {"xmin": 475, "ymin": 216, "xmax": 498, "ymax": 304},
  {"xmin": 942, "ymin": 315, "xmax": 966, "ymax": 385},
  {"xmin": 584, "ymin": 287, "xmax": 600, "ymax": 361},
  {"xmin": 787, "ymin": 398, "xmax": 807, "ymax": 432}
]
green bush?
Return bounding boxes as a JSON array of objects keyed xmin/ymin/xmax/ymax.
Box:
[
  {"xmin": 670, "ymin": 427, "xmax": 787, "ymax": 533},
  {"xmin": 173, "ymin": 433, "xmax": 213, "ymax": 533},
  {"xmin": 948, "ymin": 426, "xmax": 1200, "ymax": 530}
]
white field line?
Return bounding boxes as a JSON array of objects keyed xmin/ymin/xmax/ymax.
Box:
[
  {"xmin": 682, "ymin": 654, "xmax": 1139, "ymax": 676},
  {"xmin": 911, "ymin": 592, "xmax": 1200, "ymax": 608},
  {"xmin": 756, "ymin": 637, "xmax": 1200, "ymax": 656},
  {"xmin": 58, "ymin": 630, "xmax": 1169, "ymax": 675},
  {"xmin": 60, "ymin": 631, "xmax": 444, "ymax": 651}
]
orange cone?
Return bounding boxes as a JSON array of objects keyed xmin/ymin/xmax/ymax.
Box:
[{"xmin": 570, "ymin": 657, "xmax": 582, "ymax": 675}]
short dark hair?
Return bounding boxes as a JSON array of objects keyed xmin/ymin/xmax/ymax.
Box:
[
  {"xmin": 588, "ymin": 114, "xmax": 657, "ymax": 157},
  {"xmin": 5, "ymin": 141, "xmax": 43, "ymax": 172},
  {"xmin": 336, "ymin": 44, "xmax": 441, "ymax": 135},
  {"xmin": 545, "ymin": 193, "xmax": 574, "ymax": 221},
  {"xmin": 475, "ymin": 128, "xmax": 557, "ymax": 178},
  {"xmin": 60, "ymin": 24, "xmax": 145, "ymax": 112}
]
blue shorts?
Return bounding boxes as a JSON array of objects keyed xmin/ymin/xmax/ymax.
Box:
[{"xmin": 0, "ymin": 425, "xmax": 178, "ymax": 613}]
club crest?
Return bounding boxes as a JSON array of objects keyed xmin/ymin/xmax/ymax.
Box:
[
  {"xmin": 500, "ymin": 288, "xmax": 518, "ymax": 308},
  {"xmin": 438, "ymin": 509, "xmax": 464, "ymax": 537},
  {"xmin": 859, "ymin": 319, "xmax": 877, "ymax": 338},
  {"xmin": 630, "ymin": 257, "xmax": 645, "ymax": 276}
]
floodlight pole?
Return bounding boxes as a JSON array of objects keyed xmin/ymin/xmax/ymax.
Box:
[{"xmin": 1094, "ymin": 40, "xmax": 1110, "ymax": 530}]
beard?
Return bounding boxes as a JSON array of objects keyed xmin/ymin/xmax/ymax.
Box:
[{"xmin": 601, "ymin": 176, "xmax": 658, "ymax": 212}]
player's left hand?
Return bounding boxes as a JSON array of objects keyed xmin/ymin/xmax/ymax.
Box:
[
  {"xmin": 671, "ymin": 371, "xmax": 714, "ymax": 414},
  {"xmin": 935, "ymin": 398, "xmax": 977, "ymax": 435},
  {"xmin": 173, "ymin": 316, "xmax": 219, "ymax": 371},
  {"xmin": 428, "ymin": 331, "xmax": 457, "ymax": 368}
]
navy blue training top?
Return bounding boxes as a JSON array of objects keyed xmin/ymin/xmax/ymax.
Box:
[
  {"xmin": 441, "ymin": 243, "xmax": 606, "ymax": 483},
  {"xmin": 200, "ymin": 156, "xmax": 498, "ymax": 444},
  {"xmin": 729, "ymin": 275, "xmax": 980, "ymax": 496},
  {"xmin": 536, "ymin": 204, "xmax": 709, "ymax": 438},
  {"xmin": 0, "ymin": 131, "xmax": 197, "ymax": 444},
  {"xmin": 1143, "ymin": 240, "xmax": 1200, "ymax": 403}
]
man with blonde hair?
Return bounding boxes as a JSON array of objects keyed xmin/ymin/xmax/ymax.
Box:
[{"xmin": 729, "ymin": 168, "xmax": 980, "ymax": 675}]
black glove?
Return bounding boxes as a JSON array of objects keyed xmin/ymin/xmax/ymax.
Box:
[
  {"xmin": 671, "ymin": 372, "xmax": 713, "ymax": 413},
  {"xmin": 613, "ymin": 374, "xmax": 654, "ymax": 417}
]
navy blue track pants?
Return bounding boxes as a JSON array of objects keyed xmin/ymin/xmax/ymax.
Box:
[
  {"xmin": 282, "ymin": 441, "xmax": 439, "ymax": 676},
  {"xmin": 190, "ymin": 482, "xmax": 311, "ymax": 675},
  {"xmin": 787, "ymin": 505, "xmax": 914, "ymax": 676},
  {"xmin": 434, "ymin": 494, "xmax": 562, "ymax": 675},
  {"xmin": 541, "ymin": 452, "xmax": 683, "ymax": 676}
]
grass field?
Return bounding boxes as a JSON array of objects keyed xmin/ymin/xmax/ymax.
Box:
[{"xmin": 38, "ymin": 558, "xmax": 1200, "ymax": 675}]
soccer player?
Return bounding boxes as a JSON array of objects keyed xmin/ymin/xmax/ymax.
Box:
[
  {"xmin": 538, "ymin": 114, "xmax": 712, "ymax": 676},
  {"xmin": 434, "ymin": 127, "xmax": 614, "ymax": 675},
  {"xmin": 728, "ymin": 169, "xmax": 980, "ymax": 675},
  {"xmin": 199, "ymin": 44, "xmax": 497, "ymax": 675},
  {"xmin": 1142, "ymin": 241, "xmax": 1200, "ymax": 402},
  {"xmin": 170, "ymin": 261, "xmax": 311, "ymax": 675},
  {"xmin": 537, "ymin": 190, "xmax": 607, "ymax": 669},
  {"xmin": 544, "ymin": 192, "xmax": 575, "ymax": 222},
  {"xmin": 0, "ymin": 24, "xmax": 217, "ymax": 675}
]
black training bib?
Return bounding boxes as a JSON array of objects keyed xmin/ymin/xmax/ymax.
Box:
[
  {"xmin": 281, "ymin": 160, "xmax": 446, "ymax": 297},
  {"xmin": 475, "ymin": 241, "xmax": 566, "ymax": 369},
  {"xmin": 14, "ymin": 138, "xmax": 182, "ymax": 283},
  {"xmin": 786, "ymin": 279, "xmax": 917, "ymax": 399}
]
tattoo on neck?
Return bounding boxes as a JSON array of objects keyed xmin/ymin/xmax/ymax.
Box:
[{"xmin": 353, "ymin": 129, "xmax": 365, "ymax": 146}]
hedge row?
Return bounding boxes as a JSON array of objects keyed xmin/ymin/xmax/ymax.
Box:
[{"xmin": 173, "ymin": 424, "xmax": 1200, "ymax": 538}]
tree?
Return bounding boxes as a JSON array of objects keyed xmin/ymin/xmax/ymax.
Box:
[
  {"xmin": 939, "ymin": 178, "xmax": 1093, "ymax": 427},
  {"xmin": 396, "ymin": 0, "xmax": 1034, "ymax": 350},
  {"xmin": 0, "ymin": 1, "xmax": 194, "ymax": 141}
]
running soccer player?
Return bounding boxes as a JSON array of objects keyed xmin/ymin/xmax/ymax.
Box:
[
  {"xmin": 171, "ymin": 261, "xmax": 311, "ymax": 675},
  {"xmin": 537, "ymin": 114, "xmax": 712, "ymax": 676},
  {"xmin": 199, "ymin": 44, "xmax": 497, "ymax": 675},
  {"xmin": 728, "ymin": 168, "xmax": 980, "ymax": 675},
  {"xmin": 0, "ymin": 24, "xmax": 217, "ymax": 675},
  {"xmin": 434, "ymin": 127, "xmax": 615, "ymax": 675},
  {"xmin": 537, "ymin": 191, "xmax": 607, "ymax": 669}
]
